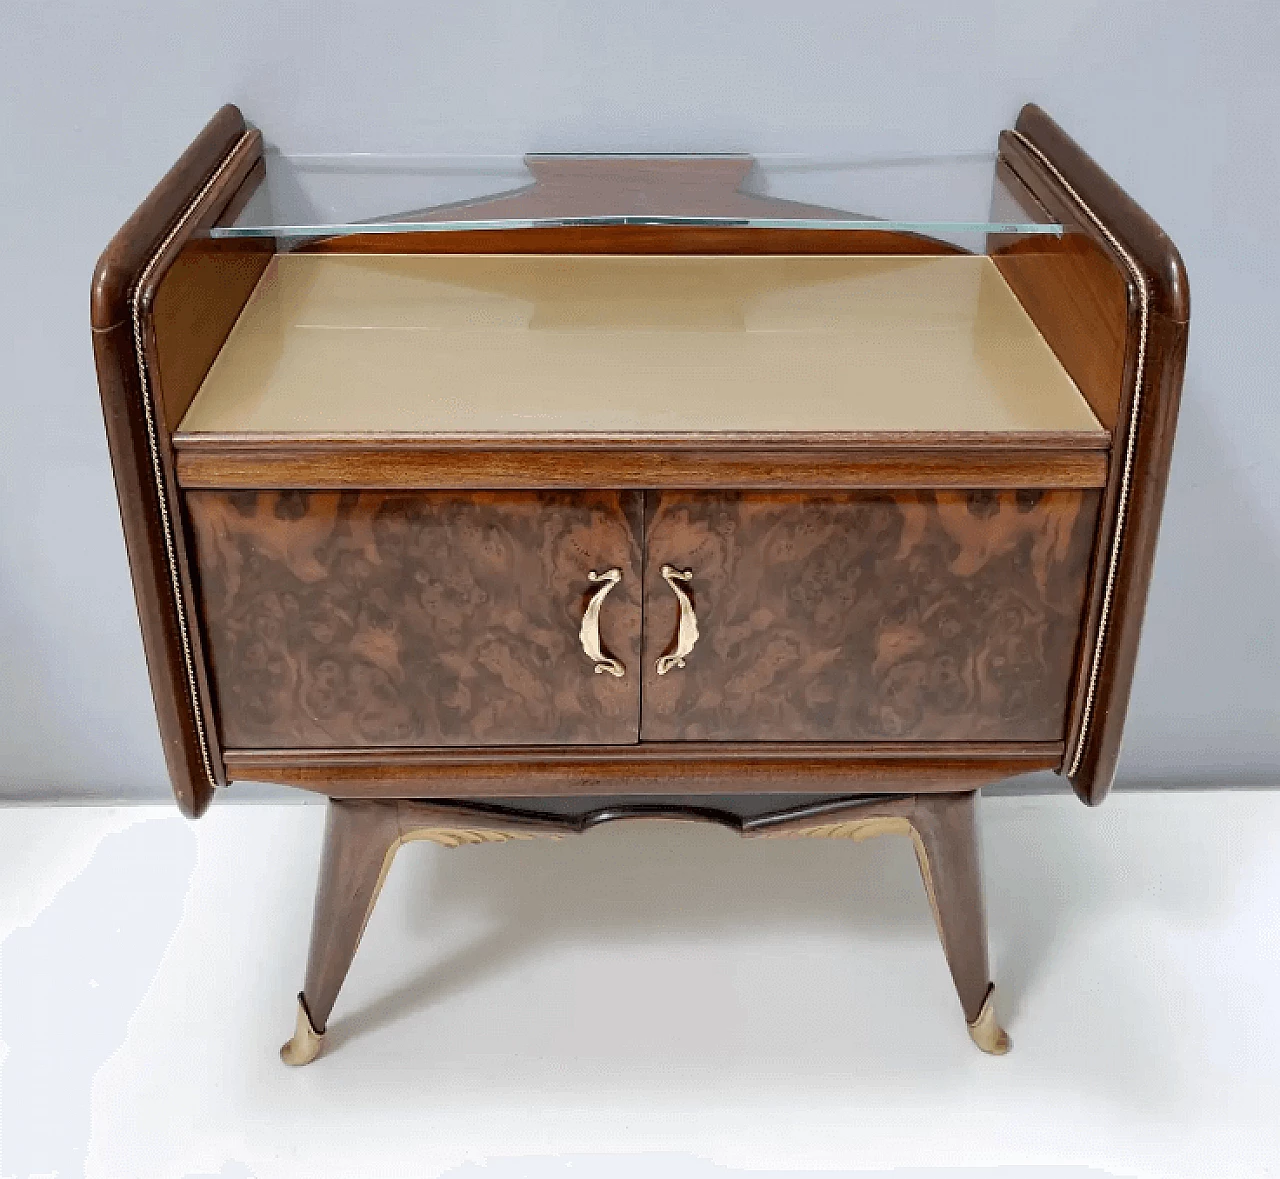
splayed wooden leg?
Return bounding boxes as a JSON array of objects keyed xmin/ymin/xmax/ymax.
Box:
[
  {"xmin": 909, "ymin": 792, "xmax": 1011, "ymax": 1054},
  {"xmin": 745, "ymin": 791, "xmax": 1011, "ymax": 1054},
  {"xmin": 280, "ymin": 799, "xmax": 403, "ymax": 1066},
  {"xmin": 280, "ymin": 797, "xmax": 567, "ymax": 1065}
]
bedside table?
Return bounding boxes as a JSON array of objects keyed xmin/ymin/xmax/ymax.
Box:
[{"xmin": 91, "ymin": 103, "xmax": 1188, "ymax": 1064}]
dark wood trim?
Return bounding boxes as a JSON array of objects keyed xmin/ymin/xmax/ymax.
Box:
[
  {"xmin": 91, "ymin": 106, "xmax": 251, "ymax": 330},
  {"xmin": 739, "ymin": 792, "xmax": 913, "ymax": 835},
  {"xmin": 1009, "ymin": 109, "xmax": 1188, "ymax": 324},
  {"xmin": 389, "ymin": 792, "xmax": 902, "ymax": 834},
  {"xmin": 998, "ymin": 104, "xmax": 1189, "ymax": 806},
  {"xmin": 173, "ymin": 445, "xmax": 1108, "ymax": 491},
  {"xmin": 297, "ymin": 225, "xmax": 969, "ymax": 257},
  {"xmin": 223, "ymin": 741, "xmax": 1061, "ymax": 798},
  {"xmin": 226, "ymin": 740, "xmax": 1060, "ymax": 765},
  {"xmin": 376, "ymin": 789, "xmax": 995, "ymax": 841},
  {"xmin": 174, "ymin": 429, "xmax": 1110, "ymax": 451},
  {"xmin": 295, "ymin": 792, "xmax": 911, "ymax": 842},
  {"xmin": 1068, "ymin": 311, "xmax": 1187, "ymax": 802},
  {"xmin": 93, "ymin": 322, "xmax": 218, "ymax": 817},
  {"xmin": 90, "ymin": 105, "xmax": 264, "ymax": 818}
]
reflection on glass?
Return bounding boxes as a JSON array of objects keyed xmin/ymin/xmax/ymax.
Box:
[{"xmin": 210, "ymin": 151, "xmax": 1062, "ymax": 250}]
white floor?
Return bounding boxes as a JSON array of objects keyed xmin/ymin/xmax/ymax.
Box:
[{"xmin": 0, "ymin": 791, "xmax": 1277, "ymax": 1179}]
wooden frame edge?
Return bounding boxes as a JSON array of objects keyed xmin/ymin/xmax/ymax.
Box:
[
  {"xmin": 223, "ymin": 742, "xmax": 1062, "ymax": 799},
  {"xmin": 90, "ymin": 106, "xmax": 262, "ymax": 818},
  {"xmin": 172, "ymin": 445, "xmax": 1109, "ymax": 491},
  {"xmin": 1003, "ymin": 104, "xmax": 1189, "ymax": 806}
]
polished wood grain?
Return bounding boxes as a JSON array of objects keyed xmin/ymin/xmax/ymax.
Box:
[
  {"xmin": 147, "ymin": 139, "xmax": 270, "ymax": 431},
  {"xmin": 359, "ymin": 154, "xmax": 898, "ymax": 224},
  {"xmin": 187, "ymin": 490, "xmax": 643, "ymax": 747},
  {"xmin": 1001, "ymin": 104, "xmax": 1189, "ymax": 804},
  {"xmin": 1010, "ymin": 107, "xmax": 1189, "ymax": 323},
  {"xmin": 296, "ymin": 798, "xmax": 404, "ymax": 1035},
  {"xmin": 641, "ymin": 490, "xmax": 1100, "ymax": 742},
  {"xmin": 898, "ymin": 791, "xmax": 993, "ymax": 1025},
  {"xmin": 222, "ymin": 743, "xmax": 1061, "ymax": 797},
  {"xmin": 303, "ymin": 226, "xmax": 965, "ymax": 256},
  {"xmin": 95, "ymin": 102, "xmax": 1186, "ymax": 840},
  {"xmin": 990, "ymin": 163, "xmax": 1129, "ymax": 432},
  {"xmin": 90, "ymin": 104, "xmax": 261, "ymax": 818},
  {"xmin": 152, "ymin": 235, "xmax": 273, "ymax": 431},
  {"xmin": 173, "ymin": 444, "xmax": 1109, "ymax": 491}
]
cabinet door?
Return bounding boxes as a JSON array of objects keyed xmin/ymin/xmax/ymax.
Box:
[
  {"xmin": 641, "ymin": 490, "xmax": 1099, "ymax": 742},
  {"xmin": 188, "ymin": 490, "xmax": 642, "ymax": 747}
]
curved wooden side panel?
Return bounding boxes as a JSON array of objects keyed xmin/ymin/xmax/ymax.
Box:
[
  {"xmin": 91, "ymin": 105, "xmax": 267, "ymax": 817},
  {"xmin": 995, "ymin": 104, "xmax": 1190, "ymax": 805}
]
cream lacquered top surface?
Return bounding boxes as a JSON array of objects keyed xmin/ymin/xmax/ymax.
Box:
[{"xmin": 177, "ymin": 254, "xmax": 1103, "ymax": 438}]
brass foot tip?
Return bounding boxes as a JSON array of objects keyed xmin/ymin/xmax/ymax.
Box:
[
  {"xmin": 967, "ymin": 984, "xmax": 1011, "ymax": 1055},
  {"xmin": 280, "ymin": 994, "xmax": 324, "ymax": 1066}
]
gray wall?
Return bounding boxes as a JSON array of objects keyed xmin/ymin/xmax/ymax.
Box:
[{"xmin": 2, "ymin": 1, "xmax": 1276, "ymax": 802}]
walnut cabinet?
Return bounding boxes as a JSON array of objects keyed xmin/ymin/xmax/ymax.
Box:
[
  {"xmin": 92, "ymin": 104, "xmax": 1188, "ymax": 1066},
  {"xmin": 186, "ymin": 487, "xmax": 1099, "ymax": 750}
]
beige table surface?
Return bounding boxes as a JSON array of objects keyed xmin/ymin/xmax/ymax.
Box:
[{"xmin": 177, "ymin": 253, "xmax": 1103, "ymax": 438}]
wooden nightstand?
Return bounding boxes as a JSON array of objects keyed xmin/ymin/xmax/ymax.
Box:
[{"xmin": 91, "ymin": 104, "xmax": 1188, "ymax": 1065}]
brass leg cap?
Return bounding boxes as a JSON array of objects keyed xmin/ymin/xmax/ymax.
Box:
[
  {"xmin": 967, "ymin": 984, "xmax": 1012, "ymax": 1055},
  {"xmin": 280, "ymin": 994, "xmax": 325, "ymax": 1066}
]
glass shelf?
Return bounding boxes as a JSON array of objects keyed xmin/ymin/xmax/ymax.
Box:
[{"xmin": 208, "ymin": 149, "xmax": 1062, "ymax": 250}]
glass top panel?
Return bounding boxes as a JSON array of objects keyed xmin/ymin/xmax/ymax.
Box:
[{"xmin": 208, "ymin": 150, "xmax": 1061, "ymax": 249}]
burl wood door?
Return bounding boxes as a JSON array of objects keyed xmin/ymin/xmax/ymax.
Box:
[
  {"xmin": 641, "ymin": 490, "xmax": 1099, "ymax": 742},
  {"xmin": 188, "ymin": 490, "xmax": 642, "ymax": 747}
]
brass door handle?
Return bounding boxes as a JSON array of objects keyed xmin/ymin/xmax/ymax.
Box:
[
  {"xmin": 579, "ymin": 568, "xmax": 625, "ymax": 678},
  {"xmin": 656, "ymin": 565, "xmax": 699, "ymax": 675}
]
